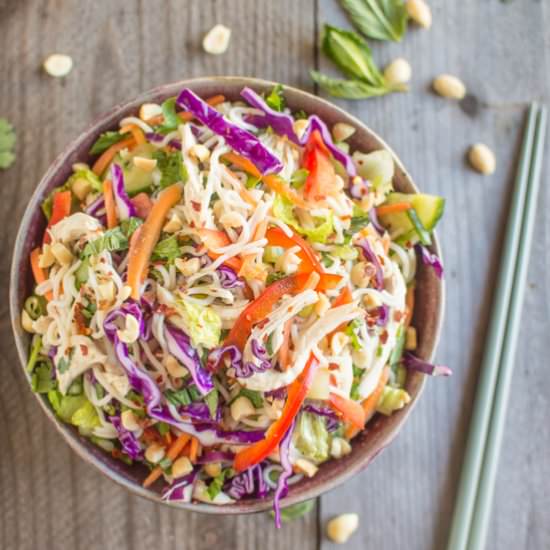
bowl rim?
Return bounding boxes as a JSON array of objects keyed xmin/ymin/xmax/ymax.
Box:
[{"xmin": 9, "ymin": 75, "xmax": 445, "ymax": 514}]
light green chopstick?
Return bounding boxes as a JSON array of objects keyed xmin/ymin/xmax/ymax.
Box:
[
  {"xmin": 466, "ymin": 105, "xmax": 547, "ymax": 550},
  {"xmin": 445, "ymin": 103, "xmax": 540, "ymax": 550}
]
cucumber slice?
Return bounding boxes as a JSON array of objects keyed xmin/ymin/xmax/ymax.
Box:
[
  {"xmin": 378, "ymin": 192, "xmax": 445, "ymax": 243},
  {"xmin": 117, "ymin": 144, "xmax": 156, "ymax": 196}
]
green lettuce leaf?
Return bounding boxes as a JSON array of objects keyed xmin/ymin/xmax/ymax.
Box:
[
  {"xmin": 294, "ymin": 412, "xmax": 330, "ymax": 462},
  {"xmin": 273, "ymin": 194, "xmax": 334, "ymax": 243},
  {"xmin": 177, "ymin": 299, "xmax": 222, "ymax": 349},
  {"xmin": 48, "ymin": 391, "xmax": 99, "ymax": 429},
  {"xmin": 90, "ymin": 131, "xmax": 129, "ymax": 155},
  {"xmin": 152, "ymin": 150, "xmax": 188, "ymax": 188}
]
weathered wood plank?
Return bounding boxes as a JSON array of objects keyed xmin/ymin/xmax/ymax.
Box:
[
  {"xmin": 317, "ymin": 0, "xmax": 550, "ymax": 549},
  {"xmin": 0, "ymin": 1, "xmax": 317, "ymax": 549}
]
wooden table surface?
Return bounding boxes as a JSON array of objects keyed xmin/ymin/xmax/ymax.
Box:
[{"xmin": 1, "ymin": 1, "xmax": 549, "ymax": 549}]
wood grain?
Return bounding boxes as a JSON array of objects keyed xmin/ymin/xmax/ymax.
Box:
[
  {"xmin": 0, "ymin": 1, "xmax": 317, "ymax": 549},
  {"xmin": 317, "ymin": 1, "xmax": 550, "ymax": 549},
  {"xmin": 1, "ymin": 1, "xmax": 549, "ymax": 549}
]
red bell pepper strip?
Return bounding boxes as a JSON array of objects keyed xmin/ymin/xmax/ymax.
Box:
[
  {"xmin": 233, "ymin": 354, "xmax": 318, "ymax": 472},
  {"xmin": 225, "ymin": 272, "xmax": 341, "ymax": 351},
  {"xmin": 197, "ymin": 228, "xmax": 243, "ymax": 272},
  {"xmin": 302, "ymin": 130, "xmax": 338, "ymax": 201},
  {"xmin": 43, "ymin": 191, "xmax": 72, "ymax": 244},
  {"xmin": 265, "ymin": 226, "xmax": 323, "ymax": 274},
  {"xmin": 328, "ymin": 392, "xmax": 366, "ymax": 429}
]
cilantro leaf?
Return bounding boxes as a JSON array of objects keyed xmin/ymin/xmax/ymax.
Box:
[
  {"xmin": 0, "ymin": 118, "xmax": 16, "ymax": 169},
  {"xmin": 81, "ymin": 227, "xmax": 129, "ymax": 258},
  {"xmin": 265, "ymin": 84, "xmax": 285, "ymax": 112},
  {"xmin": 152, "ymin": 235, "xmax": 182, "ymax": 261},
  {"xmin": 152, "ymin": 150, "xmax": 188, "ymax": 188}
]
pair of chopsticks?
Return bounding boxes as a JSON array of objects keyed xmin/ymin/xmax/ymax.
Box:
[{"xmin": 446, "ymin": 103, "xmax": 547, "ymax": 550}]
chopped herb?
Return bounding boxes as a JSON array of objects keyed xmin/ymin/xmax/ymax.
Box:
[
  {"xmin": 0, "ymin": 118, "xmax": 16, "ymax": 169},
  {"xmin": 120, "ymin": 216, "xmax": 143, "ymax": 237},
  {"xmin": 207, "ymin": 468, "xmax": 231, "ymax": 500},
  {"xmin": 188, "ymin": 385, "xmax": 202, "ymax": 402},
  {"xmin": 81, "ymin": 226, "xmax": 129, "ymax": 258},
  {"xmin": 350, "ymin": 365, "xmax": 363, "ymax": 401},
  {"xmin": 389, "ymin": 325, "xmax": 405, "ymax": 365},
  {"xmin": 24, "ymin": 295, "xmax": 47, "ymax": 320},
  {"xmin": 205, "ymin": 388, "xmax": 219, "ymax": 419},
  {"xmin": 165, "ymin": 388, "xmax": 192, "ymax": 407},
  {"xmin": 321, "ymin": 253, "xmax": 335, "ymax": 268},
  {"xmin": 265, "ymin": 333, "xmax": 275, "ymax": 357},
  {"xmin": 266, "ymin": 271, "xmax": 286, "ymax": 285},
  {"xmin": 57, "ymin": 356, "xmax": 70, "ymax": 374},
  {"xmin": 152, "ymin": 150, "xmax": 188, "ymax": 188},
  {"xmin": 407, "ymin": 208, "xmax": 432, "ymax": 245},
  {"xmin": 75, "ymin": 258, "xmax": 90, "ymax": 287},
  {"xmin": 152, "ymin": 235, "xmax": 182, "ymax": 262},
  {"xmin": 234, "ymin": 388, "xmax": 264, "ymax": 409},
  {"xmin": 346, "ymin": 213, "xmax": 370, "ymax": 236},
  {"xmin": 156, "ymin": 422, "xmax": 170, "ymax": 436},
  {"xmin": 31, "ymin": 361, "xmax": 56, "ymax": 393},
  {"xmin": 159, "ymin": 97, "xmax": 179, "ymax": 131},
  {"xmin": 294, "ymin": 109, "xmax": 308, "ymax": 120},
  {"xmin": 26, "ymin": 335, "xmax": 42, "ymax": 372},
  {"xmin": 245, "ymin": 174, "xmax": 262, "ymax": 189},
  {"xmin": 290, "ymin": 168, "xmax": 309, "ymax": 189},
  {"xmin": 345, "ymin": 318, "xmax": 363, "ymax": 350},
  {"xmin": 159, "ymin": 457, "xmax": 173, "ymax": 471},
  {"xmin": 265, "ymin": 84, "xmax": 286, "ymax": 112},
  {"xmin": 90, "ymin": 131, "xmax": 129, "ymax": 155}
]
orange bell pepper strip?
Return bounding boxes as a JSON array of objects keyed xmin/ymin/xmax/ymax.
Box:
[
  {"xmin": 221, "ymin": 152, "xmax": 307, "ymax": 208},
  {"xmin": 376, "ymin": 202, "xmax": 412, "ymax": 217},
  {"xmin": 265, "ymin": 226, "xmax": 323, "ymax": 274},
  {"xmin": 119, "ymin": 124, "xmax": 146, "ymax": 146},
  {"xmin": 345, "ymin": 366, "xmax": 390, "ymax": 439},
  {"xmin": 127, "ymin": 184, "xmax": 182, "ymax": 299},
  {"xmin": 197, "ymin": 228, "xmax": 243, "ymax": 272},
  {"xmin": 92, "ymin": 137, "xmax": 135, "ymax": 176},
  {"xmin": 142, "ymin": 433, "xmax": 190, "ymax": 487},
  {"xmin": 43, "ymin": 190, "xmax": 72, "ymax": 244},
  {"xmin": 30, "ymin": 248, "xmax": 53, "ymax": 301},
  {"xmin": 302, "ymin": 130, "xmax": 338, "ymax": 201},
  {"xmin": 225, "ymin": 272, "xmax": 341, "ymax": 351},
  {"xmin": 102, "ymin": 180, "xmax": 117, "ymax": 229},
  {"xmin": 328, "ymin": 392, "xmax": 366, "ymax": 429},
  {"xmin": 233, "ymin": 354, "xmax": 318, "ymax": 472}
]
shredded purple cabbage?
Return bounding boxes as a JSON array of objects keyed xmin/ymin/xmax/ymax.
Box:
[
  {"xmin": 265, "ymin": 387, "xmax": 288, "ymax": 400},
  {"xmin": 193, "ymin": 423, "xmax": 265, "ymax": 443},
  {"xmin": 111, "ymin": 164, "xmax": 137, "ymax": 220},
  {"xmin": 145, "ymin": 132, "xmax": 182, "ymax": 150},
  {"xmin": 217, "ymin": 264, "xmax": 245, "ymax": 289},
  {"xmin": 179, "ymin": 402, "xmax": 221, "ymax": 423},
  {"xmin": 176, "ymin": 88, "xmax": 282, "ymax": 175},
  {"xmin": 84, "ymin": 195, "xmax": 105, "ymax": 216},
  {"xmin": 104, "ymin": 303, "xmax": 161, "ymax": 409},
  {"xmin": 302, "ymin": 403, "xmax": 340, "ymax": 432},
  {"xmin": 207, "ymin": 344, "xmax": 242, "ymax": 372},
  {"xmin": 273, "ymin": 420, "xmax": 295, "ymax": 528},
  {"xmin": 368, "ymin": 207, "xmax": 384, "ymax": 235},
  {"xmin": 227, "ymin": 464, "xmax": 268, "ymax": 499},
  {"xmin": 240, "ymin": 87, "xmax": 298, "ymax": 142},
  {"xmin": 162, "ymin": 469, "xmax": 198, "ymax": 502},
  {"xmin": 403, "ymin": 352, "xmax": 452, "ymax": 376},
  {"xmin": 358, "ymin": 239, "xmax": 384, "ymax": 290},
  {"xmin": 349, "ymin": 177, "xmax": 370, "ymax": 199},
  {"xmin": 376, "ymin": 304, "xmax": 390, "ymax": 327},
  {"xmin": 416, "ymin": 244, "xmax": 444, "ymax": 279},
  {"xmin": 239, "ymin": 87, "xmax": 357, "ymax": 177},
  {"xmin": 109, "ymin": 415, "xmax": 143, "ymax": 460},
  {"xmin": 164, "ymin": 323, "xmax": 214, "ymax": 395}
]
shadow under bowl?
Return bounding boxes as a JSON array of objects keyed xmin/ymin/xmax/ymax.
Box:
[{"xmin": 9, "ymin": 76, "xmax": 445, "ymax": 514}]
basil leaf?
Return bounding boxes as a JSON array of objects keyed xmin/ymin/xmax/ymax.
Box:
[
  {"xmin": 341, "ymin": 0, "xmax": 408, "ymax": 42},
  {"xmin": 311, "ymin": 71, "xmax": 391, "ymax": 100},
  {"xmin": 322, "ymin": 25, "xmax": 386, "ymax": 86},
  {"xmin": 234, "ymin": 388, "xmax": 264, "ymax": 409},
  {"xmin": 205, "ymin": 388, "xmax": 219, "ymax": 419},
  {"xmin": 265, "ymin": 84, "xmax": 285, "ymax": 112},
  {"xmin": 346, "ymin": 214, "xmax": 370, "ymax": 236},
  {"xmin": 90, "ymin": 131, "xmax": 129, "ymax": 155},
  {"xmin": 269, "ymin": 499, "xmax": 315, "ymax": 522},
  {"xmin": 165, "ymin": 388, "xmax": 192, "ymax": 406}
]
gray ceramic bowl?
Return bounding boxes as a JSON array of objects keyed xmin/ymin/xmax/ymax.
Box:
[{"xmin": 9, "ymin": 76, "xmax": 444, "ymax": 514}]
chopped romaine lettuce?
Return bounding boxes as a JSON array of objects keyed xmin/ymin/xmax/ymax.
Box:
[
  {"xmin": 376, "ymin": 386, "xmax": 411, "ymax": 415},
  {"xmin": 294, "ymin": 412, "xmax": 330, "ymax": 462},
  {"xmin": 176, "ymin": 299, "xmax": 222, "ymax": 349}
]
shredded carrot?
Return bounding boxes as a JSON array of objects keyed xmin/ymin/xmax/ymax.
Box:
[
  {"xmin": 405, "ymin": 285, "xmax": 415, "ymax": 327},
  {"xmin": 145, "ymin": 95, "xmax": 226, "ymax": 126},
  {"xmin": 327, "ymin": 286, "xmax": 353, "ymax": 342},
  {"xmin": 102, "ymin": 179, "xmax": 117, "ymax": 229},
  {"xmin": 92, "ymin": 137, "xmax": 135, "ymax": 176},
  {"xmin": 345, "ymin": 366, "xmax": 390, "ymax": 439},
  {"xmin": 222, "ymin": 152, "xmax": 307, "ymax": 208},
  {"xmin": 127, "ymin": 184, "xmax": 182, "ymax": 300},
  {"xmin": 198, "ymin": 228, "xmax": 243, "ymax": 272},
  {"xmin": 119, "ymin": 124, "xmax": 146, "ymax": 146},
  {"xmin": 142, "ymin": 433, "xmax": 190, "ymax": 488},
  {"xmin": 188, "ymin": 437, "xmax": 199, "ymax": 463},
  {"xmin": 376, "ymin": 202, "xmax": 412, "ymax": 217},
  {"xmin": 224, "ymin": 166, "xmax": 258, "ymax": 207},
  {"xmin": 30, "ymin": 248, "xmax": 53, "ymax": 301}
]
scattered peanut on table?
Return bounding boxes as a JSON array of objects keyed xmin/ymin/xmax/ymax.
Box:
[
  {"xmin": 326, "ymin": 513, "xmax": 359, "ymax": 544},
  {"xmin": 432, "ymin": 74, "xmax": 467, "ymax": 100},
  {"xmin": 468, "ymin": 143, "xmax": 496, "ymax": 175}
]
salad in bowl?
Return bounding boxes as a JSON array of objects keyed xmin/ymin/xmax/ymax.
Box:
[{"xmin": 19, "ymin": 82, "xmax": 447, "ymax": 525}]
